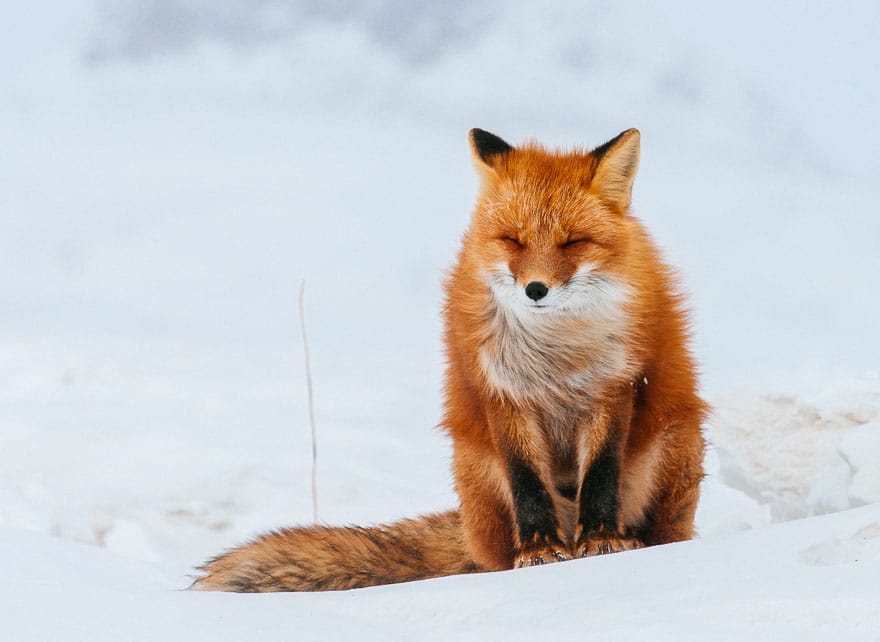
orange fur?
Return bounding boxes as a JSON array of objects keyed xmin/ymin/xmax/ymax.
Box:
[
  {"xmin": 192, "ymin": 129, "xmax": 707, "ymax": 591},
  {"xmin": 193, "ymin": 511, "xmax": 476, "ymax": 592}
]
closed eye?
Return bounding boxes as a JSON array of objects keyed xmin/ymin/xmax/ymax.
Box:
[
  {"xmin": 499, "ymin": 236, "xmax": 524, "ymax": 249},
  {"xmin": 562, "ymin": 237, "xmax": 591, "ymax": 248}
]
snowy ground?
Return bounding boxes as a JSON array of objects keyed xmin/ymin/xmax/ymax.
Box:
[
  {"xmin": 2, "ymin": 1, "xmax": 879, "ymax": 640},
  {"xmin": 4, "ymin": 502, "xmax": 880, "ymax": 641}
]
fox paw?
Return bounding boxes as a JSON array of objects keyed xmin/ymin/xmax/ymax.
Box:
[
  {"xmin": 576, "ymin": 532, "xmax": 643, "ymax": 557},
  {"xmin": 514, "ymin": 536, "xmax": 570, "ymax": 568}
]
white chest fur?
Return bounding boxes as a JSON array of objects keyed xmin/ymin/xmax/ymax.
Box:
[{"xmin": 479, "ymin": 267, "xmax": 634, "ymax": 404}]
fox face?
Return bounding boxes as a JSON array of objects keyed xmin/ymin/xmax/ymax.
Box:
[
  {"xmin": 460, "ymin": 129, "xmax": 644, "ymax": 401},
  {"xmin": 465, "ymin": 128, "xmax": 640, "ymax": 323}
]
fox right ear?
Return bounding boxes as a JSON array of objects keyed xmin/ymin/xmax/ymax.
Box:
[
  {"xmin": 590, "ymin": 128, "xmax": 640, "ymax": 211},
  {"xmin": 469, "ymin": 128, "xmax": 513, "ymax": 170}
]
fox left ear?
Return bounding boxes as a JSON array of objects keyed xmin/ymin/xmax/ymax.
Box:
[{"xmin": 590, "ymin": 129, "xmax": 640, "ymax": 211}]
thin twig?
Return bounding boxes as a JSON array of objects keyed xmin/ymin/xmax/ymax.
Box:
[{"xmin": 299, "ymin": 279, "xmax": 318, "ymax": 524}]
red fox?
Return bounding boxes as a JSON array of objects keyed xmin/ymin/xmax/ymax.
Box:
[{"xmin": 193, "ymin": 128, "xmax": 707, "ymax": 591}]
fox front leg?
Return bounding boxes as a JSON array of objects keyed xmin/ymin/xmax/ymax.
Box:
[
  {"xmin": 575, "ymin": 392, "xmax": 644, "ymax": 557},
  {"xmin": 506, "ymin": 456, "xmax": 570, "ymax": 567},
  {"xmin": 488, "ymin": 404, "xmax": 569, "ymax": 568}
]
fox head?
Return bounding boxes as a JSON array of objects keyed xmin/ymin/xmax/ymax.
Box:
[{"xmin": 464, "ymin": 128, "xmax": 641, "ymax": 320}]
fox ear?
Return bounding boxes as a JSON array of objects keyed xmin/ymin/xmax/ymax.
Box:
[
  {"xmin": 590, "ymin": 129, "xmax": 640, "ymax": 210},
  {"xmin": 469, "ymin": 128, "xmax": 513, "ymax": 170}
]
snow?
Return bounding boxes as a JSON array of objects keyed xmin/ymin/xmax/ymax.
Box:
[
  {"xmin": 4, "ymin": 505, "xmax": 880, "ymax": 641},
  {"xmin": 710, "ymin": 376, "xmax": 880, "ymax": 521},
  {"xmin": 2, "ymin": 1, "xmax": 879, "ymax": 639}
]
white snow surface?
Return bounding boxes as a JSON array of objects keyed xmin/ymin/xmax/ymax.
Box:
[{"xmin": 2, "ymin": 1, "xmax": 879, "ymax": 640}]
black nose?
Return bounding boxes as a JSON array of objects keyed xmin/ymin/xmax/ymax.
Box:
[{"xmin": 525, "ymin": 281, "xmax": 549, "ymax": 301}]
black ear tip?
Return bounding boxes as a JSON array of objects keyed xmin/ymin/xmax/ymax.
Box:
[
  {"xmin": 470, "ymin": 128, "xmax": 513, "ymax": 163},
  {"xmin": 469, "ymin": 128, "xmax": 492, "ymax": 144},
  {"xmin": 591, "ymin": 128, "xmax": 640, "ymax": 161}
]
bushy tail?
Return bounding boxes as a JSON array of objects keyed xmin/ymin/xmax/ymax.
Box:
[{"xmin": 191, "ymin": 510, "xmax": 479, "ymax": 592}]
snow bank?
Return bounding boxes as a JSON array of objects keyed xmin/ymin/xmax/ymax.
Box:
[{"xmin": 710, "ymin": 374, "xmax": 880, "ymax": 521}]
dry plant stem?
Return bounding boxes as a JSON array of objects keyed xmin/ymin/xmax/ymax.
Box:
[{"xmin": 299, "ymin": 280, "xmax": 318, "ymax": 524}]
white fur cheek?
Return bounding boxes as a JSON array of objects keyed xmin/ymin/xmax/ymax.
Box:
[
  {"xmin": 558, "ymin": 264, "xmax": 631, "ymax": 317},
  {"xmin": 483, "ymin": 263, "xmax": 521, "ymax": 310}
]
